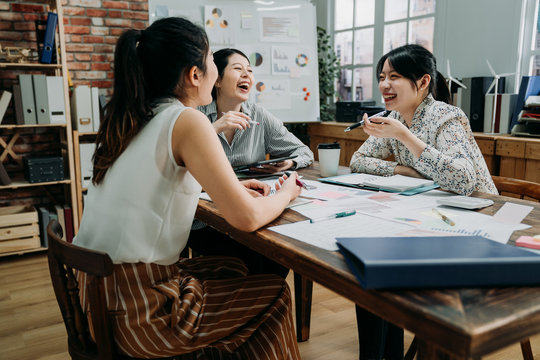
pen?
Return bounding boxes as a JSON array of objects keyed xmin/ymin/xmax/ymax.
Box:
[
  {"xmin": 344, "ymin": 110, "xmax": 391, "ymax": 132},
  {"xmin": 310, "ymin": 209, "xmax": 357, "ymax": 223},
  {"xmin": 432, "ymin": 208, "xmax": 455, "ymax": 226},
  {"xmin": 221, "ymin": 112, "xmax": 259, "ymax": 125},
  {"xmin": 284, "ymin": 171, "xmax": 308, "ymax": 190}
]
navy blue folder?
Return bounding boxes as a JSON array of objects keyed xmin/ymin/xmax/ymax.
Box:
[
  {"xmin": 40, "ymin": 12, "xmax": 57, "ymax": 64},
  {"xmin": 336, "ymin": 236, "xmax": 540, "ymax": 289}
]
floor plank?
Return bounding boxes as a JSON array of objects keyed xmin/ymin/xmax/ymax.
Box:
[{"xmin": 0, "ymin": 253, "xmax": 539, "ymax": 359}]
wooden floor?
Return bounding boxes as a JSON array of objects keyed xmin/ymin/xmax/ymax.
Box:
[{"xmin": 1, "ymin": 253, "xmax": 539, "ymax": 359}]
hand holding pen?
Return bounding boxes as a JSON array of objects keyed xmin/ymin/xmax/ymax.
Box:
[
  {"xmin": 213, "ymin": 111, "xmax": 259, "ymax": 133},
  {"xmin": 284, "ymin": 171, "xmax": 308, "ymax": 190},
  {"xmin": 344, "ymin": 110, "xmax": 391, "ymax": 132}
]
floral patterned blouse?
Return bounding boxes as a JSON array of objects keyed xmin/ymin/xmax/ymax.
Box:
[{"xmin": 349, "ymin": 94, "xmax": 498, "ymax": 196}]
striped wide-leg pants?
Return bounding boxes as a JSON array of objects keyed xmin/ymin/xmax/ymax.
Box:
[{"xmin": 78, "ymin": 256, "xmax": 301, "ymax": 359}]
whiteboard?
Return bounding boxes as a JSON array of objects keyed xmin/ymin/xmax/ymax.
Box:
[{"xmin": 149, "ymin": 0, "xmax": 320, "ymax": 123}]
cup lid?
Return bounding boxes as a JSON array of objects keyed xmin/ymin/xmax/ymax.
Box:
[{"xmin": 318, "ymin": 142, "xmax": 341, "ymax": 149}]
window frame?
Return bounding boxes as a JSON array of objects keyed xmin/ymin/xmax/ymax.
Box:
[
  {"xmin": 331, "ymin": 0, "xmax": 436, "ymax": 104},
  {"xmin": 519, "ymin": 0, "xmax": 539, "ymax": 78}
]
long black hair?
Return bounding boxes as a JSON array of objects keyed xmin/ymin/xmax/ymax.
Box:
[
  {"xmin": 376, "ymin": 44, "xmax": 450, "ymax": 104},
  {"xmin": 93, "ymin": 17, "xmax": 209, "ymax": 185},
  {"xmin": 211, "ymin": 48, "xmax": 250, "ymax": 99}
]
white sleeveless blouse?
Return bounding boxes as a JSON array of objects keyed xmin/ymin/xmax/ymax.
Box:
[{"xmin": 73, "ymin": 99, "xmax": 202, "ymax": 265}]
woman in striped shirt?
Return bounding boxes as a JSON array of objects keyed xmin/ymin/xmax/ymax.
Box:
[
  {"xmin": 74, "ymin": 17, "xmax": 302, "ymax": 359},
  {"xmin": 199, "ymin": 48, "xmax": 314, "ymax": 173},
  {"xmin": 190, "ymin": 48, "xmax": 314, "ymax": 277}
]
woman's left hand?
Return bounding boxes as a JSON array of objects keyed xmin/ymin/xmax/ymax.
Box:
[
  {"xmin": 250, "ymin": 159, "xmax": 294, "ymax": 173},
  {"xmin": 240, "ymin": 179, "xmax": 270, "ymax": 197},
  {"xmin": 362, "ymin": 113, "xmax": 409, "ymax": 141}
]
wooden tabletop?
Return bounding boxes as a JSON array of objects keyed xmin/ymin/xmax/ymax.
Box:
[{"xmin": 195, "ymin": 163, "xmax": 540, "ymax": 359}]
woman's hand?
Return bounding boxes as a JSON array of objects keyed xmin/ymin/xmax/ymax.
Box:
[
  {"xmin": 213, "ymin": 111, "xmax": 253, "ymax": 133},
  {"xmin": 250, "ymin": 159, "xmax": 294, "ymax": 173},
  {"xmin": 394, "ymin": 165, "xmax": 425, "ymax": 179},
  {"xmin": 362, "ymin": 113, "xmax": 427, "ymax": 158},
  {"xmin": 274, "ymin": 172, "xmax": 301, "ymax": 202},
  {"xmin": 240, "ymin": 179, "xmax": 270, "ymax": 197},
  {"xmin": 362, "ymin": 113, "xmax": 409, "ymax": 141}
]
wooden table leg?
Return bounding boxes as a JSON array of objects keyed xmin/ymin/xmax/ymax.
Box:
[{"xmin": 294, "ymin": 272, "xmax": 313, "ymax": 342}]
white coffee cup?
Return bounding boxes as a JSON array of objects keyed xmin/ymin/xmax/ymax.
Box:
[{"xmin": 318, "ymin": 142, "xmax": 341, "ymax": 178}]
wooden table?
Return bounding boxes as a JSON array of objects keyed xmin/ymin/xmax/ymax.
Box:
[{"xmin": 195, "ymin": 163, "xmax": 540, "ymax": 359}]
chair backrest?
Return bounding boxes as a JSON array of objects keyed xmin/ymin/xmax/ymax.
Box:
[
  {"xmin": 492, "ymin": 176, "xmax": 540, "ymax": 202},
  {"xmin": 47, "ymin": 219, "xmax": 116, "ymax": 360}
]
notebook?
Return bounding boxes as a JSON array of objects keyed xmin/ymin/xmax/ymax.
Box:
[
  {"xmin": 337, "ymin": 236, "xmax": 540, "ymax": 289},
  {"xmin": 320, "ymin": 173, "xmax": 437, "ymax": 194}
]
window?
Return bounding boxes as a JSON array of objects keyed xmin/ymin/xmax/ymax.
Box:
[
  {"xmin": 526, "ymin": 0, "xmax": 540, "ymax": 75},
  {"xmin": 333, "ymin": 0, "xmax": 436, "ymax": 102}
]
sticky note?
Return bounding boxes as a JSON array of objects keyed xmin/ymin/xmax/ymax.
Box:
[{"xmin": 516, "ymin": 236, "xmax": 540, "ymax": 250}]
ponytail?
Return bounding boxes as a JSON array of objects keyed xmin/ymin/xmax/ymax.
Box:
[
  {"xmin": 93, "ymin": 29, "xmax": 151, "ymax": 185},
  {"xmin": 92, "ymin": 17, "xmax": 209, "ymax": 185},
  {"xmin": 433, "ymin": 71, "xmax": 451, "ymax": 104}
]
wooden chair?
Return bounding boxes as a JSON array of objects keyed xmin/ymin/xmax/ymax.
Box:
[
  {"xmin": 405, "ymin": 176, "xmax": 539, "ymax": 360},
  {"xmin": 492, "ymin": 175, "xmax": 540, "ymax": 201},
  {"xmin": 47, "ymin": 220, "xmax": 179, "ymax": 360}
]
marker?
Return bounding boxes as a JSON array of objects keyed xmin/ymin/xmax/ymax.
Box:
[
  {"xmin": 432, "ymin": 208, "xmax": 456, "ymax": 226},
  {"xmin": 344, "ymin": 110, "xmax": 391, "ymax": 132},
  {"xmin": 310, "ymin": 209, "xmax": 357, "ymax": 223},
  {"xmin": 284, "ymin": 171, "xmax": 309, "ymax": 190},
  {"xmin": 220, "ymin": 112, "xmax": 259, "ymax": 125}
]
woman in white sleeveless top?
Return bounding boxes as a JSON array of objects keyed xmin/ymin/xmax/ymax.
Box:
[{"xmin": 74, "ymin": 17, "xmax": 302, "ymax": 359}]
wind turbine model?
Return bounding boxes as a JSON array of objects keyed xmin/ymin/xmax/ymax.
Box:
[
  {"xmin": 485, "ymin": 59, "xmax": 515, "ymax": 133},
  {"xmin": 446, "ymin": 59, "xmax": 467, "ymax": 90}
]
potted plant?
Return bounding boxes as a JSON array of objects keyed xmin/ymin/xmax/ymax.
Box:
[{"xmin": 317, "ymin": 26, "xmax": 340, "ymax": 122}]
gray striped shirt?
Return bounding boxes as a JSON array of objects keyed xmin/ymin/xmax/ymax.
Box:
[{"xmin": 199, "ymin": 100, "xmax": 314, "ymax": 169}]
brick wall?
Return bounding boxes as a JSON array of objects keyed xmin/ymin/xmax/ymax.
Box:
[
  {"xmin": 0, "ymin": 0, "xmax": 149, "ymax": 93},
  {"xmin": 0, "ymin": 1, "xmax": 148, "ymax": 206}
]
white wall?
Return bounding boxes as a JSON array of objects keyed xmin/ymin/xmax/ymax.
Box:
[
  {"xmin": 434, "ymin": 0, "xmax": 526, "ymax": 93},
  {"xmin": 314, "ymin": 0, "xmax": 529, "ymax": 94}
]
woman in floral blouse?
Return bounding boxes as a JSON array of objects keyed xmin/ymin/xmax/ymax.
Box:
[
  {"xmin": 350, "ymin": 44, "xmax": 497, "ymax": 360},
  {"xmin": 350, "ymin": 44, "xmax": 497, "ymax": 196}
]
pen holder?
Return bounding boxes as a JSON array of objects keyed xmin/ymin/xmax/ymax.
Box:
[{"xmin": 318, "ymin": 142, "xmax": 341, "ymax": 177}]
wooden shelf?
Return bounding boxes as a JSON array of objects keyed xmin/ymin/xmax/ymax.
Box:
[
  {"xmin": 0, "ymin": 0, "xmax": 80, "ymax": 254},
  {"xmin": 0, "ymin": 179, "xmax": 71, "ymax": 190},
  {"xmin": 78, "ymin": 131, "xmax": 98, "ymax": 136},
  {"xmin": 0, "ymin": 246, "xmax": 47, "ymax": 258},
  {"xmin": 0, "ymin": 123, "xmax": 67, "ymax": 129},
  {"xmin": 0, "ymin": 62, "xmax": 61, "ymax": 70}
]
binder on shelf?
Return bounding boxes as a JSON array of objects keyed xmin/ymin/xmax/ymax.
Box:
[
  {"xmin": 0, "ymin": 161, "xmax": 11, "ymax": 186},
  {"xmin": 18, "ymin": 74, "xmax": 37, "ymax": 124},
  {"xmin": 12, "ymin": 84, "xmax": 24, "ymax": 125},
  {"xmin": 0, "ymin": 90, "xmax": 12, "ymax": 124},
  {"xmin": 32, "ymin": 74, "xmax": 50, "ymax": 124},
  {"xmin": 509, "ymin": 76, "xmax": 540, "ymax": 134},
  {"xmin": 36, "ymin": 206, "xmax": 50, "ymax": 247},
  {"xmin": 79, "ymin": 143, "xmax": 96, "ymax": 188},
  {"xmin": 483, "ymin": 94, "xmax": 517, "ymax": 133},
  {"xmin": 46, "ymin": 76, "xmax": 66, "ymax": 124},
  {"xmin": 337, "ymin": 236, "xmax": 540, "ymax": 289},
  {"xmin": 54, "ymin": 205, "xmax": 66, "ymax": 241},
  {"xmin": 70, "ymin": 85, "xmax": 94, "ymax": 133},
  {"xmin": 91, "ymin": 87, "xmax": 100, "ymax": 132},
  {"xmin": 63, "ymin": 206, "xmax": 74, "ymax": 243},
  {"xmin": 35, "ymin": 19, "xmax": 57, "ymax": 65},
  {"xmin": 40, "ymin": 12, "xmax": 58, "ymax": 64}
]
